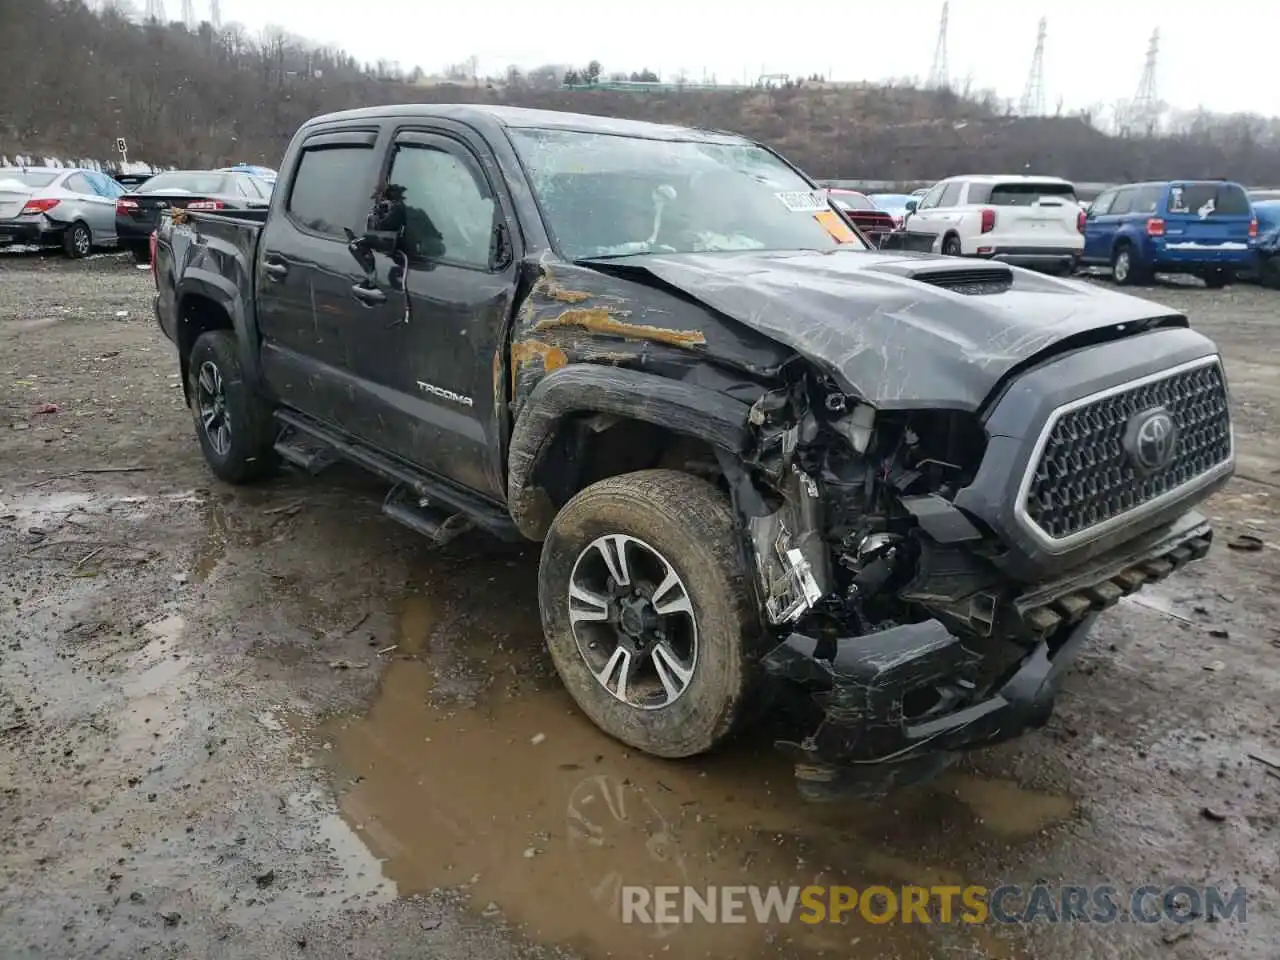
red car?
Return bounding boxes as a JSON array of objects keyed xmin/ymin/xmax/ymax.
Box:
[{"xmin": 828, "ymin": 189, "xmax": 898, "ymax": 246}]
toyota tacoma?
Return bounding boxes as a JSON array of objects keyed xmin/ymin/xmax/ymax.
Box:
[{"xmin": 151, "ymin": 105, "xmax": 1235, "ymax": 799}]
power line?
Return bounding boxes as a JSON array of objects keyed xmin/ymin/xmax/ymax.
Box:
[
  {"xmin": 927, "ymin": 0, "xmax": 950, "ymax": 89},
  {"xmin": 1019, "ymin": 17, "xmax": 1046, "ymax": 116}
]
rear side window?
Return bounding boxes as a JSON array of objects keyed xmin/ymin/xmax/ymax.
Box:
[
  {"xmin": 973, "ymin": 182, "xmax": 1078, "ymax": 206},
  {"xmin": 1166, "ymin": 182, "xmax": 1252, "ymax": 217},
  {"xmin": 1130, "ymin": 185, "xmax": 1162, "ymax": 214},
  {"xmin": 287, "ymin": 145, "xmax": 375, "ymax": 238},
  {"xmin": 1110, "ymin": 188, "xmax": 1136, "ymax": 216},
  {"xmin": 938, "ymin": 181, "xmax": 963, "ymax": 206}
]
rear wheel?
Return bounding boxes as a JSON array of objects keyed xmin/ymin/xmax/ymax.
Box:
[
  {"xmin": 1111, "ymin": 244, "xmax": 1144, "ymax": 285},
  {"xmin": 186, "ymin": 330, "xmax": 278, "ymax": 484},
  {"xmin": 538, "ymin": 469, "xmax": 759, "ymax": 759},
  {"xmin": 62, "ymin": 221, "xmax": 91, "ymax": 259},
  {"xmin": 941, "ymin": 234, "xmax": 963, "ymax": 257}
]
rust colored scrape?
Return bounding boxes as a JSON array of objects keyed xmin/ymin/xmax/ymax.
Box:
[
  {"xmin": 510, "ymin": 339, "xmax": 569, "ymax": 393},
  {"xmin": 533, "ymin": 308, "xmax": 706, "ymax": 349},
  {"xmin": 531, "ymin": 265, "xmax": 592, "ymax": 304}
]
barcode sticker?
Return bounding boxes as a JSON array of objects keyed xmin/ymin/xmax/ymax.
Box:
[{"xmin": 775, "ymin": 190, "xmax": 828, "ymax": 213}]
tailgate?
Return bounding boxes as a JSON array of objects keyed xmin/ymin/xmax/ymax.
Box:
[
  {"xmin": 1162, "ymin": 183, "xmax": 1254, "ymax": 243},
  {"xmin": 985, "ymin": 182, "xmax": 1081, "ymax": 237}
]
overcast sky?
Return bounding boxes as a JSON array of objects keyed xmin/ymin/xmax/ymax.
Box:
[{"xmin": 211, "ymin": 0, "xmax": 1277, "ymax": 117}]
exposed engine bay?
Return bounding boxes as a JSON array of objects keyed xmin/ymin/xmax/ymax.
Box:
[{"xmin": 724, "ymin": 362, "xmax": 1222, "ymax": 800}]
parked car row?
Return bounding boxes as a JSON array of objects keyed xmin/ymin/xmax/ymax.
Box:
[
  {"xmin": 849, "ymin": 175, "xmax": 1276, "ymax": 291},
  {"xmin": 0, "ymin": 164, "xmax": 276, "ymax": 259}
]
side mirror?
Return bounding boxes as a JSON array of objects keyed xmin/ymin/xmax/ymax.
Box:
[{"xmin": 904, "ymin": 199, "xmax": 918, "ymax": 213}]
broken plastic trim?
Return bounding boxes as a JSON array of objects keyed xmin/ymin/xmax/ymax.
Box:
[{"xmin": 763, "ymin": 613, "xmax": 1100, "ymax": 800}]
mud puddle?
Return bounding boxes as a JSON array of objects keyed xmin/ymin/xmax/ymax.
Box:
[{"xmin": 320, "ymin": 547, "xmax": 1071, "ymax": 960}]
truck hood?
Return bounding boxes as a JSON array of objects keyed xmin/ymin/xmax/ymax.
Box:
[{"xmin": 613, "ymin": 249, "xmax": 1185, "ymax": 411}]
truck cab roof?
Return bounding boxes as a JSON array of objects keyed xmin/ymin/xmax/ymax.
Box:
[{"xmin": 303, "ymin": 103, "xmax": 749, "ymax": 146}]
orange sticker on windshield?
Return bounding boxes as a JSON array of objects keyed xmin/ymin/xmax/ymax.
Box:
[{"xmin": 814, "ymin": 210, "xmax": 857, "ymax": 243}]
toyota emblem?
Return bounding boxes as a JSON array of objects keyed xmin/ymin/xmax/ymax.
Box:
[{"xmin": 1124, "ymin": 407, "xmax": 1178, "ymax": 472}]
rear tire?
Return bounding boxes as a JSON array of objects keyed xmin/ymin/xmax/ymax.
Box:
[
  {"xmin": 1203, "ymin": 269, "xmax": 1231, "ymax": 290},
  {"xmin": 63, "ymin": 221, "xmax": 92, "ymax": 259},
  {"xmin": 941, "ymin": 234, "xmax": 963, "ymax": 257},
  {"xmin": 1111, "ymin": 244, "xmax": 1144, "ymax": 285},
  {"xmin": 538, "ymin": 469, "xmax": 760, "ymax": 759},
  {"xmin": 186, "ymin": 330, "xmax": 279, "ymax": 484}
]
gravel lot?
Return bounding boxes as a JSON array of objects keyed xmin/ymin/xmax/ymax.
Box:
[{"xmin": 1, "ymin": 250, "xmax": 1277, "ymax": 960}]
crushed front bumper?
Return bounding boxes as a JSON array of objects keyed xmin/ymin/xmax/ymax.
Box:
[
  {"xmin": 763, "ymin": 513, "xmax": 1215, "ymax": 801},
  {"xmin": 764, "ymin": 614, "xmax": 1097, "ymax": 800}
]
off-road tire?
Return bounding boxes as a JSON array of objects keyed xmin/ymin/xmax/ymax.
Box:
[
  {"xmin": 538, "ymin": 469, "xmax": 760, "ymax": 758},
  {"xmin": 63, "ymin": 221, "xmax": 91, "ymax": 259},
  {"xmin": 186, "ymin": 330, "xmax": 278, "ymax": 484},
  {"xmin": 941, "ymin": 234, "xmax": 963, "ymax": 257}
]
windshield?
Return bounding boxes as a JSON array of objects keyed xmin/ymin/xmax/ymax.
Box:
[
  {"xmin": 138, "ymin": 171, "xmax": 230, "ymax": 195},
  {"xmin": 830, "ymin": 191, "xmax": 875, "ymax": 211},
  {"xmin": 508, "ymin": 128, "xmax": 867, "ymax": 259},
  {"xmin": 0, "ymin": 170, "xmax": 58, "ymax": 188}
]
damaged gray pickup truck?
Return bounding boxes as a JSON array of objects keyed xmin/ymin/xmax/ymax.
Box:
[{"xmin": 153, "ymin": 105, "xmax": 1235, "ymax": 799}]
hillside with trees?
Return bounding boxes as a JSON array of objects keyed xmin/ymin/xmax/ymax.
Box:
[{"xmin": 4, "ymin": 0, "xmax": 1279, "ymax": 184}]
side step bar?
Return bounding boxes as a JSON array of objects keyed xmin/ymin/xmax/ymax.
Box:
[
  {"xmin": 382, "ymin": 486, "xmax": 472, "ymax": 547},
  {"xmin": 272, "ymin": 409, "xmax": 522, "ymax": 542}
]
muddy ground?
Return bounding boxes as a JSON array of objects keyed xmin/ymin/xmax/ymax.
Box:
[{"xmin": 1, "ymin": 250, "xmax": 1277, "ymax": 960}]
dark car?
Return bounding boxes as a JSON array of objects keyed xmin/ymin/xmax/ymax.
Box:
[
  {"xmin": 116, "ymin": 169, "xmax": 272, "ymax": 263},
  {"xmin": 827, "ymin": 189, "xmax": 897, "ymax": 246},
  {"xmin": 152, "ymin": 105, "xmax": 1232, "ymax": 801}
]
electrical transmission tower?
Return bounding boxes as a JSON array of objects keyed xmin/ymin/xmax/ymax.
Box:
[
  {"xmin": 209, "ymin": 0, "xmax": 222, "ymax": 29},
  {"xmin": 1129, "ymin": 28, "xmax": 1161, "ymax": 134},
  {"xmin": 1019, "ymin": 17, "xmax": 1046, "ymax": 116},
  {"xmin": 144, "ymin": 0, "xmax": 166, "ymax": 21},
  {"xmin": 181, "ymin": 0, "xmax": 194, "ymax": 28},
  {"xmin": 927, "ymin": 1, "xmax": 950, "ymax": 89}
]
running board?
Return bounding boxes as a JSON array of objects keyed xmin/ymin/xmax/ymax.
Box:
[
  {"xmin": 382, "ymin": 486, "xmax": 472, "ymax": 547},
  {"xmin": 274, "ymin": 427, "xmax": 339, "ymax": 475},
  {"xmin": 272, "ymin": 409, "xmax": 522, "ymax": 542}
]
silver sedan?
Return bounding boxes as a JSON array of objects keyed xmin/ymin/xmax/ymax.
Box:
[{"xmin": 0, "ymin": 167, "xmax": 128, "ymax": 258}]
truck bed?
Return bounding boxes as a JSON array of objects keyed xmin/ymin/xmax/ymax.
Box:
[{"xmin": 153, "ymin": 208, "xmax": 263, "ymax": 348}]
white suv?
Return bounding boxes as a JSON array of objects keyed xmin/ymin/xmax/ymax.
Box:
[{"xmin": 901, "ymin": 175, "xmax": 1086, "ymax": 273}]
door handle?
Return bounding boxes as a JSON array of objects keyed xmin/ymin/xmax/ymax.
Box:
[
  {"xmin": 351, "ymin": 284, "xmax": 386, "ymax": 305},
  {"xmin": 262, "ymin": 261, "xmax": 288, "ymax": 280}
]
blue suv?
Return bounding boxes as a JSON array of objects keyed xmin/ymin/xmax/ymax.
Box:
[{"xmin": 1081, "ymin": 180, "xmax": 1257, "ymax": 288}]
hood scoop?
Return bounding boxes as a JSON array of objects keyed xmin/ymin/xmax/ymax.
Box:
[{"xmin": 908, "ymin": 264, "xmax": 1014, "ymax": 296}]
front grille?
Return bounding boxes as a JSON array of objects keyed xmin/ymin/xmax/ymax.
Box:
[{"xmin": 1022, "ymin": 358, "xmax": 1232, "ymax": 543}]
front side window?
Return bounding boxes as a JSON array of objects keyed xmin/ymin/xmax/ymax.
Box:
[
  {"xmin": 938, "ymin": 181, "xmax": 964, "ymax": 207},
  {"xmin": 508, "ymin": 128, "xmax": 868, "ymax": 259},
  {"xmin": 1090, "ymin": 190, "xmax": 1117, "ymax": 216},
  {"xmin": 384, "ymin": 143, "xmax": 496, "ymax": 268}
]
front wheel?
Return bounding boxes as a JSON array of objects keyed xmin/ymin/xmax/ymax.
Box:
[
  {"xmin": 186, "ymin": 330, "xmax": 278, "ymax": 484},
  {"xmin": 538, "ymin": 469, "xmax": 760, "ymax": 759}
]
